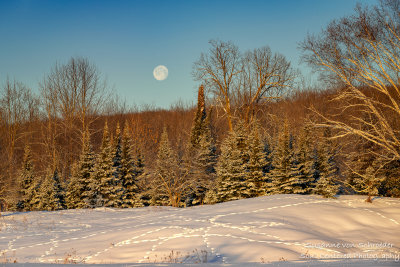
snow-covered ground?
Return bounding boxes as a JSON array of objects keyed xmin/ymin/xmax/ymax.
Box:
[{"xmin": 0, "ymin": 194, "xmax": 399, "ymax": 266}]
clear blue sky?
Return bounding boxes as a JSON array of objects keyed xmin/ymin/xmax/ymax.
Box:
[{"xmin": 0, "ymin": 0, "xmax": 378, "ymax": 109}]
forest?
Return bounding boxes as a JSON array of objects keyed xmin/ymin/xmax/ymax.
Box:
[{"xmin": 1, "ymin": 0, "xmax": 400, "ymax": 211}]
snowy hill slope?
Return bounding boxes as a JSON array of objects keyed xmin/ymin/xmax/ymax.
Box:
[{"xmin": 0, "ymin": 194, "xmax": 399, "ymax": 266}]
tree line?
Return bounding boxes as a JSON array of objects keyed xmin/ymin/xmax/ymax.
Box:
[{"xmin": 14, "ymin": 86, "xmax": 342, "ymax": 210}]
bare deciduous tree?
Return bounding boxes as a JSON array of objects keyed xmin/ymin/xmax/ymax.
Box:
[
  {"xmin": 301, "ymin": 0, "xmax": 400, "ymax": 163},
  {"xmin": 0, "ymin": 79, "xmax": 37, "ymax": 183},
  {"xmin": 193, "ymin": 40, "xmax": 242, "ymax": 131},
  {"xmin": 40, "ymin": 57, "xmax": 108, "ymax": 174},
  {"xmin": 41, "ymin": 57, "xmax": 108, "ymax": 136},
  {"xmin": 193, "ymin": 40, "xmax": 295, "ymax": 129},
  {"xmin": 240, "ymin": 46, "xmax": 296, "ymax": 123}
]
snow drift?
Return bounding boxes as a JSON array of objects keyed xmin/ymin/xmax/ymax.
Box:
[{"xmin": 0, "ymin": 194, "xmax": 399, "ymax": 266}]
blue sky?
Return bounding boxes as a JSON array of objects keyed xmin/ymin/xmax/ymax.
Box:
[{"xmin": 0, "ymin": 0, "xmax": 378, "ymax": 109}]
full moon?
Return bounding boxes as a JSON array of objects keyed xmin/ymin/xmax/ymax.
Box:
[{"xmin": 153, "ymin": 65, "xmax": 168, "ymax": 81}]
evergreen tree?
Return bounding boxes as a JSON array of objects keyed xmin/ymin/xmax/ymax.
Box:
[
  {"xmin": 120, "ymin": 123, "xmax": 141, "ymax": 207},
  {"xmin": 263, "ymin": 138, "xmax": 274, "ymax": 174},
  {"xmin": 38, "ymin": 169, "xmax": 63, "ymax": 211},
  {"xmin": 66, "ymin": 129, "xmax": 96, "ymax": 208},
  {"xmin": 247, "ymin": 123, "xmax": 267, "ymax": 197},
  {"xmin": 185, "ymin": 85, "xmax": 217, "ymax": 205},
  {"xmin": 345, "ymin": 134, "xmax": 391, "ymax": 199},
  {"xmin": 154, "ymin": 128, "xmax": 178, "ymax": 206},
  {"xmin": 188, "ymin": 118, "xmax": 217, "ymax": 205},
  {"xmin": 214, "ymin": 121, "xmax": 250, "ymax": 202},
  {"xmin": 292, "ymin": 124, "xmax": 315, "ymax": 194},
  {"xmin": 261, "ymin": 137, "xmax": 274, "ymax": 194},
  {"xmin": 377, "ymin": 159, "xmax": 400, "ymax": 198},
  {"xmin": 184, "ymin": 129, "xmax": 217, "ymax": 206},
  {"xmin": 312, "ymin": 134, "xmax": 339, "ymax": 198},
  {"xmin": 113, "ymin": 122, "xmax": 123, "ymax": 181},
  {"xmin": 269, "ymin": 120, "xmax": 298, "ymax": 194},
  {"xmin": 17, "ymin": 145, "xmax": 36, "ymax": 211},
  {"xmin": 347, "ymin": 157, "xmax": 385, "ymax": 202},
  {"xmin": 28, "ymin": 178, "xmax": 42, "ymax": 211},
  {"xmin": 153, "ymin": 127, "xmax": 189, "ymax": 207},
  {"xmin": 133, "ymin": 147, "xmax": 145, "ymax": 178},
  {"xmin": 94, "ymin": 121, "xmax": 122, "ymax": 207},
  {"xmin": 190, "ymin": 85, "xmax": 208, "ymax": 148}
]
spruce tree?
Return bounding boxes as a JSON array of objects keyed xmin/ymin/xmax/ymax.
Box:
[
  {"xmin": 94, "ymin": 121, "xmax": 122, "ymax": 207},
  {"xmin": 262, "ymin": 137, "xmax": 274, "ymax": 194},
  {"xmin": 190, "ymin": 85, "xmax": 208, "ymax": 148},
  {"xmin": 38, "ymin": 169, "xmax": 63, "ymax": 211},
  {"xmin": 215, "ymin": 121, "xmax": 249, "ymax": 202},
  {"xmin": 134, "ymin": 147, "xmax": 145, "ymax": 177},
  {"xmin": 185, "ymin": 85, "xmax": 217, "ymax": 205},
  {"xmin": 345, "ymin": 135, "xmax": 389, "ymax": 199},
  {"xmin": 247, "ymin": 123, "xmax": 267, "ymax": 197},
  {"xmin": 28, "ymin": 178, "xmax": 42, "ymax": 211},
  {"xmin": 65, "ymin": 163, "xmax": 81, "ymax": 209},
  {"xmin": 312, "ymin": 134, "xmax": 339, "ymax": 198},
  {"xmin": 269, "ymin": 120, "xmax": 298, "ymax": 194},
  {"xmin": 66, "ymin": 129, "xmax": 96, "ymax": 208},
  {"xmin": 292, "ymin": 124, "xmax": 315, "ymax": 194},
  {"xmin": 120, "ymin": 123, "xmax": 141, "ymax": 207},
  {"xmin": 17, "ymin": 145, "xmax": 37, "ymax": 211},
  {"xmin": 113, "ymin": 122, "xmax": 123, "ymax": 181},
  {"xmin": 153, "ymin": 127, "xmax": 182, "ymax": 207}
]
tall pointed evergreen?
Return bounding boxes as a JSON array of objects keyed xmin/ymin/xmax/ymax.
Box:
[
  {"xmin": 28, "ymin": 178, "xmax": 42, "ymax": 211},
  {"xmin": 292, "ymin": 124, "xmax": 315, "ymax": 194},
  {"xmin": 113, "ymin": 122, "xmax": 123, "ymax": 180},
  {"xmin": 312, "ymin": 132, "xmax": 339, "ymax": 198},
  {"xmin": 269, "ymin": 120, "xmax": 298, "ymax": 194},
  {"xmin": 247, "ymin": 123, "xmax": 267, "ymax": 197},
  {"xmin": 186, "ymin": 130, "xmax": 217, "ymax": 205},
  {"xmin": 153, "ymin": 127, "xmax": 181, "ymax": 207},
  {"xmin": 38, "ymin": 169, "xmax": 63, "ymax": 211},
  {"xmin": 94, "ymin": 121, "xmax": 122, "ymax": 207},
  {"xmin": 215, "ymin": 121, "xmax": 249, "ymax": 202},
  {"xmin": 17, "ymin": 144, "xmax": 37, "ymax": 211},
  {"xmin": 186, "ymin": 85, "xmax": 217, "ymax": 205},
  {"xmin": 66, "ymin": 128, "xmax": 96, "ymax": 208},
  {"xmin": 133, "ymin": 146, "xmax": 145, "ymax": 178},
  {"xmin": 190, "ymin": 85, "xmax": 208, "ymax": 148},
  {"xmin": 120, "ymin": 123, "xmax": 141, "ymax": 207}
]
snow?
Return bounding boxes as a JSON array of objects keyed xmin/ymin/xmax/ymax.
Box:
[{"xmin": 1, "ymin": 194, "xmax": 399, "ymax": 266}]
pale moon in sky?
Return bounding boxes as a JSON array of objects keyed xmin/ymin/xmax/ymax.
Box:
[{"xmin": 153, "ymin": 65, "xmax": 168, "ymax": 81}]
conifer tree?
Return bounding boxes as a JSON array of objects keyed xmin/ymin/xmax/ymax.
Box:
[
  {"xmin": 120, "ymin": 123, "xmax": 141, "ymax": 207},
  {"xmin": 66, "ymin": 128, "xmax": 96, "ymax": 208},
  {"xmin": 65, "ymin": 163, "xmax": 80, "ymax": 209},
  {"xmin": 351, "ymin": 165, "xmax": 383, "ymax": 202},
  {"xmin": 185, "ymin": 85, "xmax": 217, "ymax": 205},
  {"xmin": 190, "ymin": 85, "xmax": 208, "ymax": 148},
  {"xmin": 269, "ymin": 120, "xmax": 298, "ymax": 194},
  {"xmin": 94, "ymin": 121, "xmax": 122, "ymax": 207},
  {"xmin": 247, "ymin": 123, "xmax": 267, "ymax": 197},
  {"xmin": 113, "ymin": 122, "xmax": 123, "ymax": 181},
  {"xmin": 261, "ymin": 137, "xmax": 274, "ymax": 194},
  {"xmin": 312, "ymin": 134, "xmax": 339, "ymax": 198},
  {"xmin": 154, "ymin": 127, "xmax": 188, "ymax": 207},
  {"xmin": 28, "ymin": 178, "xmax": 42, "ymax": 211},
  {"xmin": 292, "ymin": 124, "xmax": 315, "ymax": 194},
  {"xmin": 38, "ymin": 169, "xmax": 63, "ymax": 211},
  {"xmin": 17, "ymin": 145, "xmax": 36, "ymax": 211},
  {"xmin": 184, "ymin": 128, "xmax": 217, "ymax": 206},
  {"xmin": 133, "ymin": 147, "xmax": 145, "ymax": 178},
  {"xmin": 189, "ymin": 119, "xmax": 217, "ymax": 204},
  {"xmin": 215, "ymin": 121, "xmax": 249, "ymax": 202}
]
